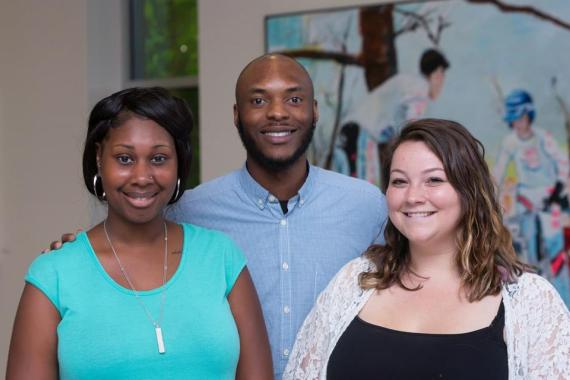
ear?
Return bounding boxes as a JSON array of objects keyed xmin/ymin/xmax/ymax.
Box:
[
  {"xmin": 313, "ymin": 99, "xmax": 319, "ymax": 125},
  {"xmin": 233, "ymin": 104, "xmax": 239, "ymax": 129}
]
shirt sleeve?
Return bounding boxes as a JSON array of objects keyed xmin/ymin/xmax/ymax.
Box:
[
  {"xmin": 223, "ymin": 237, "xmax": 247, "ymax": 297},
  {"xmin": 25, "ymin": 254, "xmax": 61, "ymax": 311}
]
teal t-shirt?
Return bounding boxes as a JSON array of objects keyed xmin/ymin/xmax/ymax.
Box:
[{"xmin": 26, "ymin": 223, "xmax": 246, "ymax": 379}]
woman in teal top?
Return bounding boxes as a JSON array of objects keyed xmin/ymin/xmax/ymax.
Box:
[{"xmin": 7, "ymin": 87, "xmax": 273, "ymax": 379}]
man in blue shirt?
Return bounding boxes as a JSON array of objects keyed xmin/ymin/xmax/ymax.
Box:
[{"xmin": 169, "ymin": 54, "xmax": 387, "ymax": 377}]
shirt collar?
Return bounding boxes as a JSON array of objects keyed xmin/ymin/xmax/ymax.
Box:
[
  {"xmin": 238, "ymin": 162, "xmax": 317, "ymax": 210},
  {"xmin": 296, "ymin": 163, "xmax": 317, "ymax": 208}
]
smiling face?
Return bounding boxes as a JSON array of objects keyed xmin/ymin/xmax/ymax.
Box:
[
  {"xmin": 97, "ymin": 116, "xmax": 178, "ymax": 225},
  {"xmin": 234, "ymin": 55, "xmax": 318, "ymax": 171},
  {"xmin": 386, "ymin": 141, "xmax": 461, "ymax": 251}
]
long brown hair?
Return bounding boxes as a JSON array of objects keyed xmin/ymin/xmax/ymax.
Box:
[{"xmin": 360, "ymin": 119, "xmax": 530, "ymax": 301}]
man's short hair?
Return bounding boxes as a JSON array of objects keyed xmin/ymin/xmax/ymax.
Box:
[{"xmin": 420, "ymin": 49, "xmax": 450, "ymax": 77}]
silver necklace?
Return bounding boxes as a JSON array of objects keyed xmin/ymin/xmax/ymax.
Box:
[{"xmin": 103, "ymin": 220, "xmax": 168, "ymax": 354}]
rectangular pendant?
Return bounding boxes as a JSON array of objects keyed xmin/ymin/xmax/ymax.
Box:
[{"xmin": 155, "ymin": 326, "xmax": 166, "ymax": 354}]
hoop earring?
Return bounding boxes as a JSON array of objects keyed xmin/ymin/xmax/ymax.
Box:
[
  {"xmin": 172, "ymin": 178, "xmax": 181, "ymax": 201},
  {"xmin": 93, "ymin": 174, "xmax": 106, "ymax": 201}
]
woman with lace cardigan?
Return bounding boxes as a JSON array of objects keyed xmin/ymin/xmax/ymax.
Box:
[{"xmin": 284, "ymin": 119, "xmax": 570, "ymax": 380}]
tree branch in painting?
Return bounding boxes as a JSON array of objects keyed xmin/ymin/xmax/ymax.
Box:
[
  {"xmin": 282, "ymin": 50, "xmax": 360, "ymax": 66},
  {"xmin": 466, "ymin": 0, "xmax": 570, "ymax": 31},
  {"xmin": 394, "ymin": 8, "xmax": 451, "ymax": 46}
]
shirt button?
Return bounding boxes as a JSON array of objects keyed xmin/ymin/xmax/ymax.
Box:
[
  {"xmin": 283, "ymin": 349, "xmax": 290, "ymax": 357},
  {"xmin": 282, "ymin": 262, "xmax": 289, "ymax": 271},
  {"xmin": 268, "ymin": 195, "xmax": 276, "ymax": 202},
  {"xmin": 280, "ymin": 219, "xmax": 287, "ymax": 226},
  {"xmin": 284, "ymin": 305, "xmax": 290, "ymax": 314},
  {"xmin": 300, "ymin": 199, "xmax": 305, "ymax": 205}
]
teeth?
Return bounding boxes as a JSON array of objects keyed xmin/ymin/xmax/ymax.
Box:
[
  {"xmin": 405, "ymin": 212, "xmax": 434, "ymax": 217},
  {"xmin": 265, "ymin": 131, "xmax": 291, "ymax": 137},
  {"xmin": 128, "ymin": 193, "xmax": 155, "ymax": 199}
]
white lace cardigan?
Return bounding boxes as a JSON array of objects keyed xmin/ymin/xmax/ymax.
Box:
[{"xmin": 284, "ymin": 257, "xmax": 570, "ymax": 380}]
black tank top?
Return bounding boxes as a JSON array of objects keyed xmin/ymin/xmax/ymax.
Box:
[{"xmin": 327, "ymin": 302, "xmax": 508, "ymax": 380}]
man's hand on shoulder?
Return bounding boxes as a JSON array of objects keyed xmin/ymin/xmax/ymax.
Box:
[{"xmin": 41, "ymin": 230, "xmax": 82, "ymax": 253}]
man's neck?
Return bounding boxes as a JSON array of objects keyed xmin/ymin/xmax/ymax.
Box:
[{"xmin": 246, "ymin": 156, "xmax": 309, "ymax": 201}]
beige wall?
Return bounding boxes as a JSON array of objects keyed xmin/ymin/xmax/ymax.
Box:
[
  {"xmin": 0, "ymin": 0, "xmax": 392, "ymax": 372},
  {"xmin": 0, "ymin": 0, "xmax": 90, "ymax": 372},
  {"xmin": 0, "ymin": 74, "xmax": 7, "ymax": 259}
]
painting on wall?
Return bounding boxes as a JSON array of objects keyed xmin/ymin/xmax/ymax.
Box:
[{"xmin": 266, "ymin": 0, "xmax": 570, "ymax": 305}]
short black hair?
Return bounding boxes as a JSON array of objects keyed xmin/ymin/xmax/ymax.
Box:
[
  {"xmin": 83, "ymin": 87, "xmax": 193, "ymax": 203},
  {"xmin": 420, "ymin": 49, "xmax": 450, "ymax": 77}
]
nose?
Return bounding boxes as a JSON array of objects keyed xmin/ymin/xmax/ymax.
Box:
[
  {"xmin": 267, "ymin": 101, "xmax": 289, "ymax": 122},
  {"xmin": 132, "ymin": 161, "xmax": 154, "ymax": 186},
  {"xmin": 405, "ymin": 183, "xmax": 426, "ymax": 204}
]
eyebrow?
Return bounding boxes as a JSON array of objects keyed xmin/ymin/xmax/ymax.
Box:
[
  {"xmin": 390, "ymin": 168, "xmax": 445, "ymax": 175},
  {"xmin": 249, "ymin": 86, "xmax": 305, "ymax": 94},
  {"xmin": 112, "ymin": 143, "xmax": 172, "ymax": 149},
  {"xmin": 284, "ymin": 86, "xmax": 304, "ymax": 93}
]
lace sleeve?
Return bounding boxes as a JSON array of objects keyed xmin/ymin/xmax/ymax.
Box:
[
  {"xmin": 522, "ymin": 274, "xmax": 570, "ymax": 379},
  {"xmin": 283, "ymin": 258, "xmax": 370, "ymax": 380}
]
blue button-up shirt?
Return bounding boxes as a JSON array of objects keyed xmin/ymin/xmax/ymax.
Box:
[{"xmin": 168, "ymin": 164, "xmax": 387, "ymax": 378}]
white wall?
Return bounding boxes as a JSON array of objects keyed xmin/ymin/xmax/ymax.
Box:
[{"xmin": 0, "ymin": 0, "xmax": 90, "ymax": 372}]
